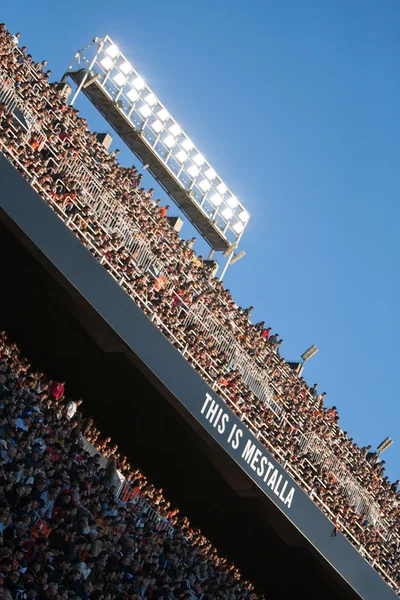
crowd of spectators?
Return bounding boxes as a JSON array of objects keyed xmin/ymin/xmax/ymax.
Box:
[
  {"xmin": 0, "ymin": 330, "xmax": 260, "ymax": 600},
  {"xmin": 0, "ymin": 23, "xmax": 400, "ymax": 593}
]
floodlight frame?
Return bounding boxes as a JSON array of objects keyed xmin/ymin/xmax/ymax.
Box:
[{"xmin": 65, "ymin": 34, "xmax": 250, "ymax": 253}]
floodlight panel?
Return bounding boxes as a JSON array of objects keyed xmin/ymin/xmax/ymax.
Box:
[
  {"xmin": 187, "ymin": 165, "xmax": 199, "ymax": 177},
  {"xmin": 157, "ymin": 108, "xmax": 169, "ymax": 121},
  {"xmin": 175, "ymin": 150, "xmax": 188, "ymax": 163},
  {"xmin": 120, "ymin": 60, "xmax": 132, "ymax": 75},
  {"xmin": 221, "ymin": 207, "xmax": 233, "ymax": 220},
  {"xmin": 126, "ymin": 88, "xmax": 139, "ymax": 102},
  {"xmin": 145, "ymin": 92, "xmax": 157, "ymax": 106},
  {"xmin": 232, "ymin": 221, "xmax": 244, "ymax": 234},
  {"xmin": 205, "ymin": 167, "xmax": 216, "ymax": 180},
  {"xmin": 164, "ymin": 134, "xmax": 175, "ymax": 148},
  {"xmin": 193, "ymin": 153, "xmax": 205, "ymax": 166},
  {"xmin": 226, "ymin": 196, "xmax": 238, "ymax": 208},
  {"xmin": 238, "ymin": 209, "xmax": 250, "ymax": 222},
  {"xmin": 199, "ymin": 179, "xmax": 211, "ymax": 192},
  {"xmin": 106, "ymin": 44, "xmax": 119, "ymax": 58},
  {"xmin": 217, "ymin": 182, "xmax": 227, "ymax": 195},
  {"xmin": 113, "ymin": 72, "xmax": 127, "ymax": 87},
  {"xmin": 211, "ymin": 193, "xmax": 222, "ymax": 206},
  {"xmin": 100, "ymin": 56, "xmax": 114, "ymax": 71},
  {"xmin": 139, "ymin": 104, "xmax": 152, "ymax": 118},
  {"xmin": 169, "ymin": 123, "xmax": 181, "ymax": 137},
  {"xmin": 181, "ymin": 138, "xmax": 193, "ymax": 151},
  {"xmin": 151, "ymin": 119, "xmax": 163, "ymax": 133},
  {"xmin": 132, "ymin": 76, "xmax": 145, "ymax": 90}
]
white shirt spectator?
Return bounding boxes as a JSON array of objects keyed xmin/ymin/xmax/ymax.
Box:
[{"xmin": 65, "ymin": 400, "xmax": 78, "ymax": 420}]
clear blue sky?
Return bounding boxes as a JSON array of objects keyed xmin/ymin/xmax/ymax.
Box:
[{"xmin": 3, "ymin": 1, "xmax": 400, "ymax": 479}]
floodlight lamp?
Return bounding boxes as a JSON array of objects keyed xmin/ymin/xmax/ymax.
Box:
[
  {"xmin": 105, "ymin": 44, "xmax": 119, "ymax": 58},
  {"xmin": 164, "ymin": 134, "xmax": 175, "ymax": 148},
  {"xmin": 175, "ymin": 150, "xmax": 188, "ymax": 163},
  {"xmin": 187, "ymin": 165, "xmax": 199, "ymax": 178},
  {"xmin": 126, "ymin": 88, "xmax": 139, "ymax": 102},
  {"xmin": 221, "ymin": 207, "xmax": 233, "ymax": 220},
  {"xmin": 301, "ymin": 345, "xmax": 319, "ymax": 362},
  {"xmin": 238, "ymin": 209, "xmax": 250, "ymax": 223},
  {"xmin": 100, "ymin": 56, "xmax": 114, "ymax": 71},
  {"xmin": 145, "ymin": 92, "xmax": 157, "ymax": 106},
  {"xmin": 132, "ymin": 76, "xmax": 145, "ymax": 90},
  {"xmin": 181, "ymin": 138, "xmax": 193, "ymax": 152},
  {"xmin": 151, "ymin": 119, "xmax": 163, "ymax": 133},
  {"xmin": 205, "ymin": 168, "xmax": 216, "ymax": 180},
  {"xmin": 120, "ymin": 60, "xmax": 132, "ymax": 75},
  {"xmin": 226, "ymin": 196, "xmax": 239, "ymax": 209},
  {"xmin": 193, "ymin": 153, "xmax": 205, "ymax": 166},
  {"xmin": 217, "ymin": 182, "xmax": 227, "ymax": 195},
  {"xmin": 169, "ymin": 123, "xmax": 181, "ymax": 137},
  {"xmin": 210, "ymin": 193, "xmax": 222, "ymax": 206},
  {"xmin": 232, "ymin": 221, "xmax": 244, "ymax": 234},
  {"xmin": 199, "ymin": 180, "xmax": 211, "ymax": 192},
  {"xmin": 139, "ymin": 104, "xmax": 152, "ymax": 118},
  {"xmin": 157, "ymin": 108, "xmax": 169, "ymax": 121},
  {"xmin": 377, "ymin": 437, "xmax": 393, "ymax": 454},
  {"xmin": 113, "ymin": 72, "xmax": 127, "ymax": 87}
]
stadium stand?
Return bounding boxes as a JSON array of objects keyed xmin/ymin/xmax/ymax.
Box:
[{"xmin": 0, "ymin": 21, "xmax": 400, "ymax": 596}]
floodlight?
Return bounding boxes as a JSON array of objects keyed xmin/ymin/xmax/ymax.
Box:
[
  {"xmin": 193, "ymin": 153, "xmax": 205, "ymax": 166},
  {"xmin": 132, "ymin": 76, "xmax": 145, "ymax": 90},
  {"xmin": 226, "ymin": 196, "xmax": 239, "ymax": 208},
  {"xmin": 175, "ymin": 150, "xmax": 188, "ymax": 163},
  {"xmin": 232, "ymin": 221, "xmax": 244, "ymax": 234},
  {"xmin": 181, "ymin": 138, "xmax": 193, "ymax": 151},
  {"xmin": 217, "ymin": 182, "xmax": 227, "ymax": 195},
  {"xmin": 205, "ymin": 168, "xmax": 216, "ymax": 180},
  {"xmin": 120, "ymin": 60, "xmax": 132, "ymax": 75},
  {"xmin": 301, "ymin": 345, "xmax": 318, "ymax": 362},
  {"xmin": 238, "ymin": 209, "xmax": 250, "ymax": 223},
  {"xmin": 151, "ymin": 119, "xmax": 163, "ymax": 133},
  {"xmin": 169, "ymin": 123, "xmax": 181, "ymax": 137},
  {"xmin": 157, "ymin": 108, "xmax": 169, "ymax": 121},
  {"xmin": 164, "ymin": 134, "xmax": 175, "ymax": 148},
  {"xmin": 113, "ymin": 72, "xmax": 127, "ymax": 87},
  {"xmin": 100, "ymin": 56, "xmax": 114, "ymax": 71},
  {"xmin": 145, "ymin": 92, "xmax": 157, "ymax": 106},
  {"xmin": 126, "ymin": 88, "xmax": 139, "ymax": 102},
  {"xmin": 210, "ymin": 193, "xmax": 222, "ymax": 206},
  {"xmin": 230, "ymin": 250, "xmax": 246, "ymax": 265},
  {"xmin": 139, "ymin": 104, "xmax": 152, "ymax": 118},
  {"xmin": 106, "ymin": 44, "xmax": 119, "ymax": 58},
  {"xmin": 187, "ymin": 165, "xmax": 199, "ymax": 177},
  {"xmin": 221, "ymin": 207, "xmax": 233, "ymax": 220},
  {"xmin": 199, "ymin": 180, "xmax": 211, "ymax": 192},
  {"xmin": 377, "ymin": 437, "xmax": 393, "ymax": 454}
]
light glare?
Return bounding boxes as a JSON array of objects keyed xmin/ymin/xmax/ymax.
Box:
[
  {"xmin": 113, "ymin": 72, "xmax": 127, "ymax": 87},
  {"xmin": 217, "ymin": 182, "xmax": 227, "ymax": 195},
  {"xmin": 100, "ymin": 56, "xmax": 114, "ymax": 70},
  {"xmin": 106, "ymin": 44, "xmax": 119, "ymax": 58},
  {"xmin": 210, "ymin": 193, "xmax": 222, "ymax": 206}
]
